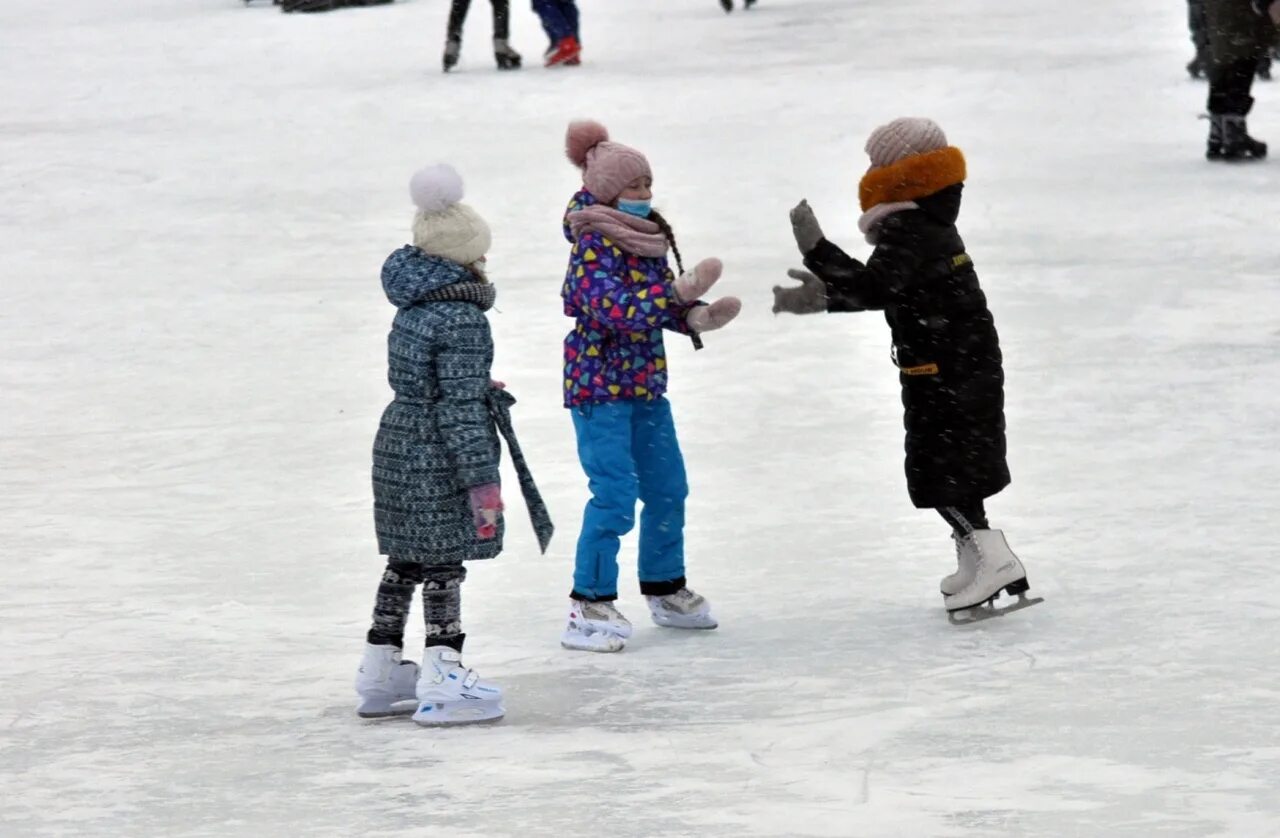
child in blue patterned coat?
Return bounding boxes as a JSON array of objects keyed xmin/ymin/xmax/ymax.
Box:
[{"xmin": 355, "ymin": 164, "xmax": 552, "ymax": 726}]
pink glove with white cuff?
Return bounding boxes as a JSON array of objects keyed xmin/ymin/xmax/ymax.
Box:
[{"xmin": 468, "ymin": 483, "xmax": 503, "ymax": 540}]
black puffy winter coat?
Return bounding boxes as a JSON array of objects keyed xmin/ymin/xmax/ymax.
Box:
[
  {"xmin": 1203, "ymin": 0, "xmax": 1277, "ymax": 66},
  {"xmin": 803, "ymin": 184, "xmax": 1010, "ymax": 509}
]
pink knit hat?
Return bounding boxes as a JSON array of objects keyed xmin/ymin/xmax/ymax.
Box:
[
  {"xmin": 864, "ymin": 117, "xmax": 949, "ymax": 169},
  {"xmin": 565, "ymin": 120, "xmax": 652, "ymax": 204}
]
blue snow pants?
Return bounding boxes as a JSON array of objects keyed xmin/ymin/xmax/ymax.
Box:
[
  {"xmin": 532, "ymin": 0, "xmax": 579, "ymax": 43},
  {"xmin": 570, "ymin": 398, "xmax": 688, "ymax": 601}
]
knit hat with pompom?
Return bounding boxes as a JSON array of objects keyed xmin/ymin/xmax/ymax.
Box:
[
  {"xmin": 408, "ymin": 164, "xmax": 491, "ymax": 267},
  {"xmin": 565, "ymin": 120, "xmax": 652, "ymax": 205}
]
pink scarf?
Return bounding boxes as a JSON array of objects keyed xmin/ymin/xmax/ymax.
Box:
[{"xmin": 568, "ymin": 205, "xmax": 670, "ymax": 258}]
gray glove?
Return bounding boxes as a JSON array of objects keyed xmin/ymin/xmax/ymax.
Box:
[
  {"xmin": 772, "ymin": 268, "xmax": 827, "ymax": 315},
  {"xmin": 790, "ymin": 199, "xmax": 825, "ymax": 255}
]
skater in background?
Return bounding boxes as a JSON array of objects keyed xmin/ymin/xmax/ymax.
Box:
[
  {"xmin": 443, "ymin": 0, "xmax": 522, "ymax": 72},
  {"xmin": 533, "ymin": 0, "xmax": 582, "ymax": 66},
  {"xmin": 1187, "ymin": 0, "xmax": 1275, "ymax": 79},
  {"xmin": 558, "ymin": 120, "xmax": 741, "ymax": 652},
  {"xmin": 1201, "ymin": 0, "xmax": 1280, "ymax": 160},
  {"xmin": 719, "ymin": 0, "xmax": 757, "ymax": 12},
  {"xmin": 356, "ymin": 164, "xmax": 552, "ymax": 725},
  {"xmin": 772, "ymin": 118, "xmax": 1036, "ymax": 621},
  {"xmin": 280, "ymin": 0, "xmax": 392, "ymax": 12}
]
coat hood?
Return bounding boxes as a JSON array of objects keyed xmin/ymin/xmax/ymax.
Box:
[{"xmin": 381, "ymin": 245, "xmax": 474, "ymax": 308}]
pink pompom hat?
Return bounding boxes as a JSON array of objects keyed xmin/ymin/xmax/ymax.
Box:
[{"xmin": 564, "ymin": 120, "xmax": 652, "ymax": 204}]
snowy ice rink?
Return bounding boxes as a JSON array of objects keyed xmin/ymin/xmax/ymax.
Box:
[{"xmin": 3, "ymin": 0, "xmax": 1279, "ymax": 835}]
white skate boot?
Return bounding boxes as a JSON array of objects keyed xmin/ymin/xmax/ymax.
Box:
[
  {"xmin": 355, "ymin": 643, "xmax": 420, "ymax": 719},
  {"xmin": 646, "ymin": 587, "xmax": 717, "ymax": 630},
  {"xmin": 411, "ymin": 646, "xmax": 505, "ymax": 727},
  {"xmin": 560, "ymin": 599, "xmax": 630, "ymax": 652},
  {"xmin": 944, "ymin": 529, "xmax": 1043, "ymax": 623},
  {"xmin": 940, "ymin": 533, "xmax": 980, "ymax": 596}
]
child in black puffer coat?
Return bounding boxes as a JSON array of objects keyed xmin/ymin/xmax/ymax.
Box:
[{"xmin": 772, "ymin": 117, "xmax": 1039, "ymax": 621}]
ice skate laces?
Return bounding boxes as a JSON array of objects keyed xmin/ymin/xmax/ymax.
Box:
[
  {"xmin": 585, "ymin": 601, "xmax": 625, "ymax": 623},
  {"xmin": 671, "ymin": 588, "xmax": 702, "ymax": 610}
]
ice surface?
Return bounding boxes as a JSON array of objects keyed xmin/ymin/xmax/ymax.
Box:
[{"xmin": 2, "ymin": 0, "xmax": 1278, "ymax": 836}]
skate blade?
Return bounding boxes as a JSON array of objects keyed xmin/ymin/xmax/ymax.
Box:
[
  {"xmin": 356, "ymin": 698, "xmax": 418, "ymax": 719},
  {"xmin": 650, "ymin": 615, "xmax": 719, "ymax": 630},
  {"xmin": 412, "ymin": 701, "xmax": 505, "ymax": 727},
  {"xmin": 948, "ymin": 593, "xmax": 1045, "ymax": 625},
  {"xmin": 561, "ymin": 628, "xmax": 626, "ymax": 653},
  {"xmin": 947, "ymin": 577, "xmax": 1043, "ymax": 624}
]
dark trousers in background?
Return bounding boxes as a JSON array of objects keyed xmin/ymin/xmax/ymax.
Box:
[
  {"xmin": 532, "ymin": 0, "xmax": 580, "ymax": 44},
  {"xmin": 1209, "ymin": 57, "xmax": 1260, "ymax": 113},
  {"xmin": 448, "ymin": 0, "xmax": 510, "ymax": 41}
]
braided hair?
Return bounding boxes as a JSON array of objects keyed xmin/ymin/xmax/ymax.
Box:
[
  {"xmin": 648, "ymin": 209, "xmax": 684, "ymax": 275},
  {"xmin": 647, "ymin": 208, "xmax": 704, "ymax": 350}
]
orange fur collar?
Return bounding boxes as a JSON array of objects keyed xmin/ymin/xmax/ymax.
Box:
[{"xmin": 858, "ymin": 147, "xmax": 967, "ymax": 212}]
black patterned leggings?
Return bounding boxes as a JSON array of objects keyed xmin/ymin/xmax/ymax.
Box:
[
  {"xmin": 366, "ymin": 561, "xmax": 466, "ymax": 652},
  {"xmin": 937, "ymin": 501, "xmax": 990, "ymax": 537}
]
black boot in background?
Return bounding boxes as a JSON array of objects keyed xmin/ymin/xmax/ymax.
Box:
[
  {"xmin": 443, "ymin": 39, "xmax": 461, "ymax": 73},
  {"xmin": 1220, "ymin": 112, "xmax": 1268, "ymax": 160},
  {"xmin": 282, "ymin": 0, "xmax": 342, "ymax": 10},
  {"xmin": 1205, "ymin": 114, "xmax": 1224, "ymax": 160},
  {"xmin": 494, "ymin": 39, "xmax": 522, "ymax": 70}
]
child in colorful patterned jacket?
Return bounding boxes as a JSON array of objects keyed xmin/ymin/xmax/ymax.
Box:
[{"xmin": 559, "ymin": 119, "xmax": 741, "ymax": 653}]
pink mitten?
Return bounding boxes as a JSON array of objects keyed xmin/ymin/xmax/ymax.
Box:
[
  {"xmin": 687, "ymin": 296, "xmax": 742, "ymax": 334},
  {"xmin": 468, "ymin": 483, "xmax": 503, "ymax": 539},
  {"xmin": 673, "ymin": 257, "xmax": 723, "ymax": 304}
]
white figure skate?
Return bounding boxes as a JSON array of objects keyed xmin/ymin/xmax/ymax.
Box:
[{"xmin": 944, "ymin": 529, "xmax": 1043, "ymax": 624}]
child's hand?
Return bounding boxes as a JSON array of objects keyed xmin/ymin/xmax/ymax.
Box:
[
  {"xmin": 773, "ymin": 268, "xmax": 828, "ymax": 315},
  {"xmin": 468, "ymin": 483, "xmax": 503, "ymax": 539},
  {"xmin": 489, "ymin": 379, "xmax": 506, "ymax": 390},
  {"xmin": 673, "ymin": 257, "xmax": 723, "ymax": 304},
  {"xmin": 687, "ymin": 296, "xmax": 742, "ymax": 334},
  {"xmin": 790, "ymin": 200, "xmax": 825, "ymax": 255}
]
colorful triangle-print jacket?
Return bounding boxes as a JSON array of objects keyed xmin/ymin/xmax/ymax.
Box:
[{"xmin": 561, "ymin": 190, "xmax": 697, "ymax": 408}]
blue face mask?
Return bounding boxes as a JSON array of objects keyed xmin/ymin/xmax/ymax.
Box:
[{"xmin": 616, "ymin": 198, "xmax": 652, "ymax": 219}]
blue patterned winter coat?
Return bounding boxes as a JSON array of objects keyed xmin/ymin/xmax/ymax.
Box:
[
  {"xmin": 561, "ymin": 190, "xmax": 698, "ymax": 408},
  {"xmin": 372, "ymin": 247, "xmax": 507, "ymax": 563}
]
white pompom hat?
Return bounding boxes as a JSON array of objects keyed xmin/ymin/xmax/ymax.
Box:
[{"xmin": 408, "ymin": 164, "xmax": 491, "ymax": 266}]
